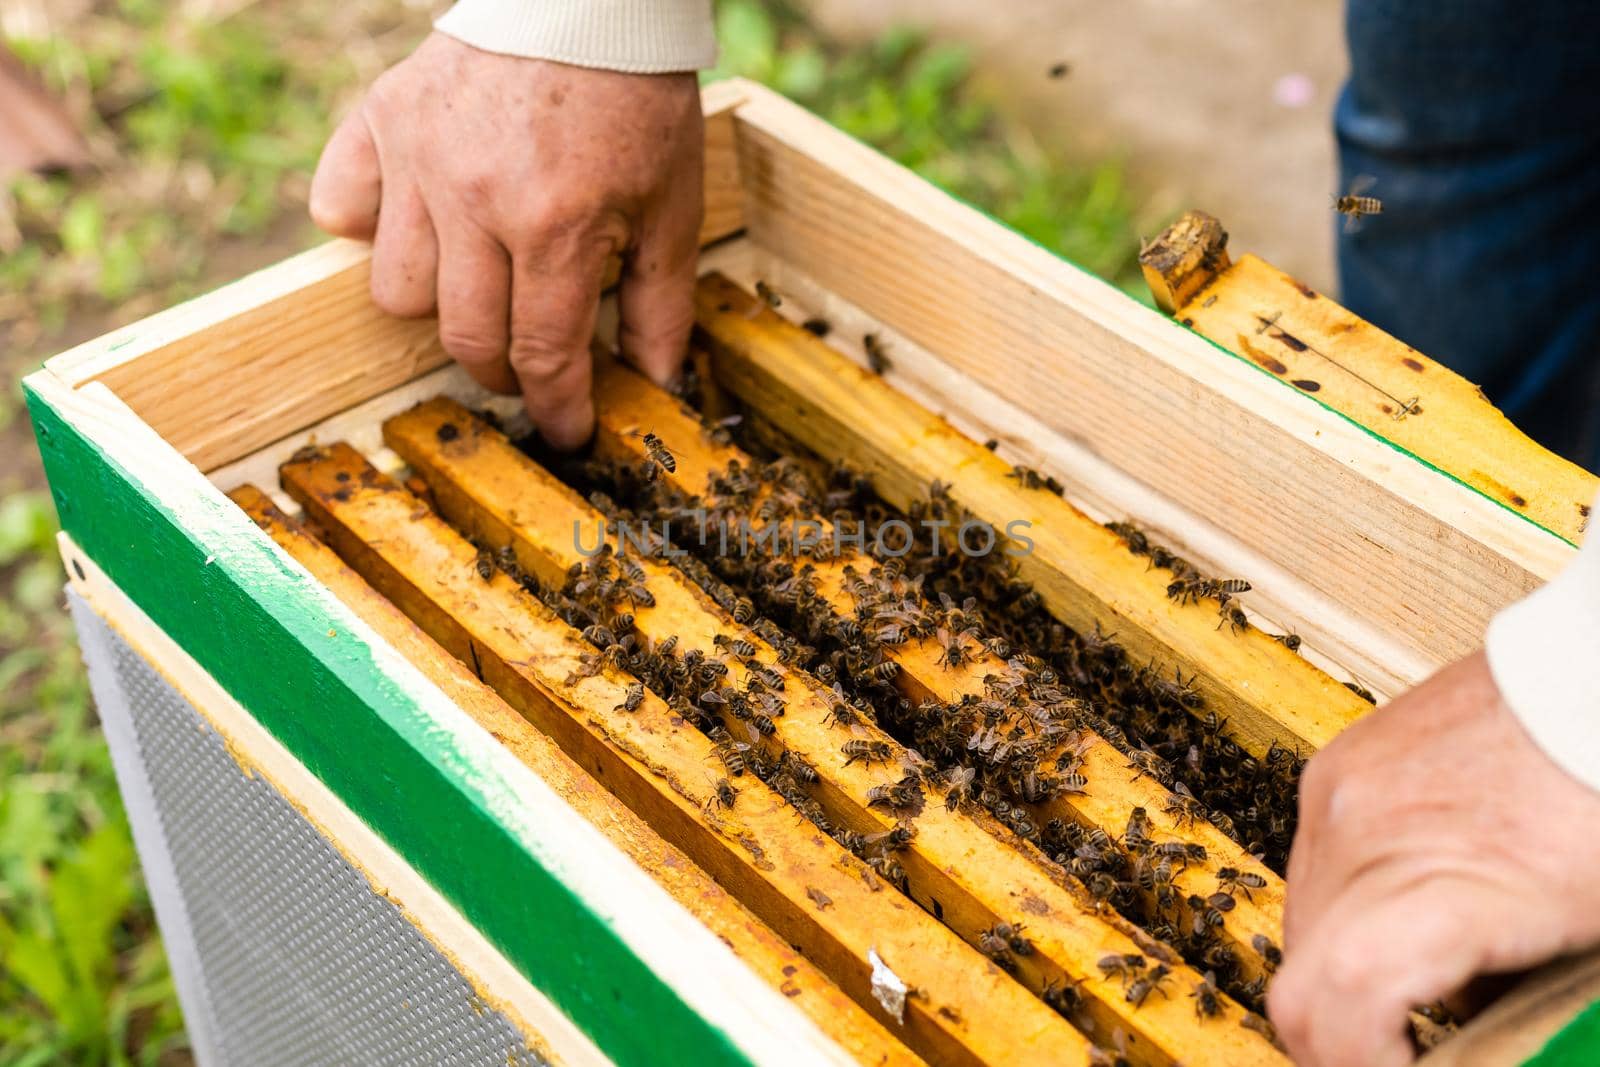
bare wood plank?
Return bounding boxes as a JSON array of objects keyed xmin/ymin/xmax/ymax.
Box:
[
  {"xmin": 384, "ymin": 398, "xmax": 1287, "ymax": 1067},
  {"xmin": 1174, "ymin": 253, "xmax": 1598, "ymax": 546},
  {"xmin": 228, "ymin": 483, "xmax": 921, "ymax": 1067},
  {"xmin": 724, "ymin": 84, "xmax": 1575, "ymax": 677},
  {"xmin": 279, "ymin": 447, "xmax": 1083, "ymax": 1067},
  {"xmin": 590, "ymin": 359, "xmax": 1285, "ymax": 984},
  {"xmin": 40, "ymin": 81, "xmax": 748, "ymax": 473},
  {"xmin": 695, "ymin": 272, "xmax": 1367, "ymax": 759}
]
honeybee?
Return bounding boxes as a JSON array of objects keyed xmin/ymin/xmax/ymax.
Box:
[
  {"xmin": 1251, "ymin": 933, "xmax": 1283, "ymax": 972},
  {"xmin": 1190, "ymin": 972, "xmax": 1223, "ymax": 1019},
  {"xmin": 977, "ymin": 926, "xmax": 1016, "ymax": 971},
  {"xmin": 863, "ymin": 333, "xmax": 892, "ymax": 374},
  {"xmin": 732, "ymin": 596, "xmax": 755, "ymax": 624},
  {"xmin": 801, "ymin": 317, "xmax": 831, "ymax": 338},
  {"xmin": 614, "ymin": 682, "xmax": 645, "ymax": 713},
  {"xmin": 755, "ymin": 279, "xmax": 782, "ymax": 309},
  {"xmin": 1126, "ymin": 963, "xmax": 1172, "ymax": 1007},
  {"xmin": 1216, "ymin": 866, "xmax": 1269, "ymax": 901},
  {"xmin": 625, "ymin": 429, "xmax": 676, "ymax": 474},
  {"xmin": 705, "ymin": 776, "xmax": 739, "ymax": 813},
  {"xmin": 1334, "ymin": 176, "xmax": 1383, "ymax": 231},
  {"xmin": 1344, "ymin": 680, "xmax": 1378, "ymax": 704},
  {"xmin": 1098, "ymin": 953, "xmax": 1146, "ymax": 986},
  {"xmin": 474, "ymin": 548, "xmax": 495, "ymax": 581},
  {"xmin": 842, "ymin": 739, "xmax": 894, "ymax": 767},
  {"xmin": 1164, "ymin": 782, "xmax": 1207, "ymax": 828},
  {"xmin": 1271, "ymin": 630, "xmax": 1302, "ymax": 653},
  {"xmin": 713, "ymin": 633, "xmax": 758, "ymax": 660}
]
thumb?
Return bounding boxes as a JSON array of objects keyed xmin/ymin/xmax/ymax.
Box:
[{"xmin": 310, "ymin": 106, "xmax": 382, "ymax": 239}]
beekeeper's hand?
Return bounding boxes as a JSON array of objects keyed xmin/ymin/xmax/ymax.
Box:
[
  {"xmin": 309, "ymin": 32, "xmax": 703, "ymax": 448},
  {"xmin": 1270, "ymin": 650, "xmax": 1600, "ymax": 1065}
]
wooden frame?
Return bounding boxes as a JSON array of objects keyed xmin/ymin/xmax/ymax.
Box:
[{"xmin": 24, "ymin": 78, "xmax": 1595, "ymax": 1063}]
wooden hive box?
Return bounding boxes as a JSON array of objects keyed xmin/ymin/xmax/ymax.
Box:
[{"xmin": 25, "ymin": 78, "xmax": 1599, "ymax": 1066}]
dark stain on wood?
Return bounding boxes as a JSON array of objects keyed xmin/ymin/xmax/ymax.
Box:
[
  {"xmin": 1275, "ymin": 331, "xmax": 1309, "ymax": 353},
  {"xmin": 1381, "ymin": 404, "xmax": 1393, "ymax": 414},
  {"xmin": 1180, "ymin": 317, "xmax": 1194, "ymax": 327},
  {"xmin": 1293, "ymin": 280, "xmax": 1317, "ymax": 298},
  {"xmin": 1402, "ymin": 357, "xmax": 1424, "ymax": 371},
  {"xmin": 335, "ymin": 470, "xmax": 351, "ymax": 482},
  {"xmin": 1509, "ymin": 493, "xmax": 1528, "ymax": 508},
  {"xmin": 1291, "ymin": 379, "xmax": 1322, "ymax": 392},
  {"xmin": 1238, "ymin": 336, "xmax": 1288, "ymax": 374},
  {"xmin": 1582, "ymin": 504, "xmax": 1592, "ymax": 517}
]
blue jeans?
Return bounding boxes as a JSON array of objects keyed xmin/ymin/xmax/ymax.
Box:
[{"xmin": 1338, "ymin": 0, "xmax": 1600, "ymax": 471}]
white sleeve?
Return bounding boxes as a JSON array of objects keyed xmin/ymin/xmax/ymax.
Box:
[
  {"xmin": 435, "ymin": 0, "xmax": 716, "ymax": 73},
  {"xmin": 1486, "ymin": 492, "xmax": 1600, "ymax": 790}
]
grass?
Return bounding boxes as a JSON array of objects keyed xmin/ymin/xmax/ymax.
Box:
[{"xmin": 0, "ymin": 2, "xmax": 1165, "ymax": 1060}]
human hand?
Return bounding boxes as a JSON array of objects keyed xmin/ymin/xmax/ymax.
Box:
[
  {"xmin": 309, "ymin": 32, "xmax": 704, "ymax": 448},
  {"xmin": 1269, "ymin": 650, "xmax": 1600, "ymax": 1065}
]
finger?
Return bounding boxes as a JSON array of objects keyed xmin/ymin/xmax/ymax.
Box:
[
  {"xmin": 617, "ymin": 139, "xmax": 702, "ymax": 386},
  {"xmin": 509, "ymin": 245, "xmax": 610, "ymax": 449},
  {"xmin": 437, "ymin": 227, "xmax": 516, "ymax": 394},
  {"xmin": 309, "ymin": 107, "xmax": 382, "ymax": 239},
  {"xmin": 369, "ymin": 185, "xmax": 439, "ymax": 318},
  {"xmin": 1273, "ymin": 876, "xmax": 1484, "ymax": 1067}
]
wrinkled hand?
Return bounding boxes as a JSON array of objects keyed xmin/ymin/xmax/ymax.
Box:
[
  {"xmin": 1270, "ymin": 650, "xmax": 1600, "ymax": 1065},
  {"xmin": 309, "ymin": 33, "xmax": 704, "ymax": 448}
]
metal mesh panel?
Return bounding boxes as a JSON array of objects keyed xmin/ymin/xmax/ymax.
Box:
[{"xmin": 72, "ymin": 596, "xmax": 549, "ymax": 1067}]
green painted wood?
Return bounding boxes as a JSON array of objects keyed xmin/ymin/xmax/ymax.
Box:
[
  {"xmin": 1523, "ymin": 1000, "xmax": 1600, "ymax": 1066},
  {"xmin": 24, "ymin": 375, "xmax": 755, "ymax": 1067}
]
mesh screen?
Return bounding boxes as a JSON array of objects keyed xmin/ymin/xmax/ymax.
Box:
[{"xmin": 73, "ymin": 599, "xmax": 553, "ymax": 1066}]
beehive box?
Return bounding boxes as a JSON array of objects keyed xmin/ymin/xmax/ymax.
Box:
[{"xmin": 25, "ymin": 78, "xmax": 1600, "ymax": 1066}]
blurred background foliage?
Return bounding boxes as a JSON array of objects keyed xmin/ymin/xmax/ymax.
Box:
[{"xmin": 0, "ymin": 1, "xmax": 1163, "ymax": 1061}]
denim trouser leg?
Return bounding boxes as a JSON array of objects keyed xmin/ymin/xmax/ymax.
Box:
[{"xmin": 1338, "ymin": 0, "xmax": 1600, "ymax": 471}]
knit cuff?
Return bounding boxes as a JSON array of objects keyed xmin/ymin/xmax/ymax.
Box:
[{"xmin": 435, "ymin": 0, "xmax": 717, "ymax": 73}]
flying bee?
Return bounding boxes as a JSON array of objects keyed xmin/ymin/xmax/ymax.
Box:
[
  {"xmin": 614, "ymin": 682, "xmax": 645, "ymax": 713},
  {"xmin": 474, "ymin": 547, "xmax": 495, "ymax": 581},
  {"xmin": 754, "ymin": 279, "xmax": 782, "ymax": 308},
  {"xmin": 1216, "ymin": 866, "xmax": 1269, "ymax": 901},
  {"xmin": 1334, "ymin": 175, "xmax": 1383, "ymax": 232},
  {"xmin": 626, "ymin": 429, "xmax": 677, "ymax": 474},
  {"xmin": 1126, "ymin": 964, "xmax": 1172, "ymax": 1007},
  {"xmin": 1190, "ymin": 973, "xmax": 1223, "ymax": 1019},
  {"xmin": 863, "ymin": 333, "xmax": 891, "ymax": 374}
]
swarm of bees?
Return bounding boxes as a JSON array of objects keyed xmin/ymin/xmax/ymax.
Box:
[{"xmin": 532, "ymin": 387, "xmax": 1316, "ymax": 1030}]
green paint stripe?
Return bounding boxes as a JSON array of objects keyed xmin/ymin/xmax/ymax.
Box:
[
  {"xmin": 25, "ymin": 378, "xmax": 753, "ymax": 1067},
  {"xmin": 1523, "ymin": 999, "xmax": 1600, "ymax": 1065}
]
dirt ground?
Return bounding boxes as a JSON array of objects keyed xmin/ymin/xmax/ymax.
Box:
[{"xmin": 806, "ymin": 0, "xmax": 1348, "ymax": 291}]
